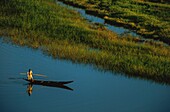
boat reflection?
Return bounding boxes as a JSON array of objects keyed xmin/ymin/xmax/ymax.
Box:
[
  {"xmin": 26, "ymin": 81, "xmax": 73, "ymax": 96},
  {"xmin": 27, "ymin": 84, "xmax": 33, "ymax": 96}
]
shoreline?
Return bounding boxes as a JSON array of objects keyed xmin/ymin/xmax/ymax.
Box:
[{"xmin": 0, "ymin": 0, "xmax": 170, "ymax": 84}]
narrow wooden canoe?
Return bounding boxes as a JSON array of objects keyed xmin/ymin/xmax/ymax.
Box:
[{"xmin": 24, "ymin": 79, "xmax": 73, "ymax": 91}]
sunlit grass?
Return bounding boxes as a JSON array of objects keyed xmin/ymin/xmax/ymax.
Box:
[{"xmin": 59, "ymin": 0, "xmax": 170, "ymax": 44}]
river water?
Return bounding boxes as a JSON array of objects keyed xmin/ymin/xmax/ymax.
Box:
[{"xmin": 1, "ymin": 37, "xmax": 170, "ymax": 112}]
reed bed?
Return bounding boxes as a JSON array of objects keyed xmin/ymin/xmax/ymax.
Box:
[{"xmin": 58, "ymin": 0, "xmax": 170, "ymax": 44}]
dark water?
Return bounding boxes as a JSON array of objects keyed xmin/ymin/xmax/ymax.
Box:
[{"xmin": 1, "ymin": 38, "xmax": 170, "ymax": 112}]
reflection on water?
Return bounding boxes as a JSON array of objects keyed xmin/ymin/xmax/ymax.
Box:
[
  {"xmin": 26, "ymin": 82, "xmax": 73, "ymax": 96},
  {"xmin": 9, "ymin": 78, "xmax": 73, "ymax": 96},
  {"xmin": 27, "ymin": 84, "xmax": 33, "ymax": 96},
  {"xmin": 25, "ymin": 79, "xmax": 73, "ymax": 96}
]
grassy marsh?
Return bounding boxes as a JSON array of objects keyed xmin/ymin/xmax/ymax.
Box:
[
  {"xmin": 0, "ymin": 0, "xmax": 170, "ymax": 84},
  {"xmin": 57, "ymin": 0, "xmax": 170, "ymax": 44}
]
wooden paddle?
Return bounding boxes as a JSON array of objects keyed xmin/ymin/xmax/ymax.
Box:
[{"xmin": 20, "ymin": 73, "xmax": 47, "ymax": 77}]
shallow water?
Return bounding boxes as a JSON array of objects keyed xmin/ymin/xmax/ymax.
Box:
[{"xmin": 1, "ymin": 38, "xmax": 170, "ymax": 112}]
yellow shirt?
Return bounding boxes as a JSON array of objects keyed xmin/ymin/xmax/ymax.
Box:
[{"xmin": 27, "ymin": 71, "xmax": 33, "ymax": 80}]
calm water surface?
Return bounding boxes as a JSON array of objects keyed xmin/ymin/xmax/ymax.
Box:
[{"xmin": 0, "ymin": 38, "xmax": 170, "ymax": 112}]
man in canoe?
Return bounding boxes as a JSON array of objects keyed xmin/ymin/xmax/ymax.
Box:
[{"xmin": 27, "ymin": 69, "xmax": 33, "ymax": 80}]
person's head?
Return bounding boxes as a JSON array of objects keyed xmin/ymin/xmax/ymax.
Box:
[{"xmin": 29, "ymin": 69, "xmax": 32, "ymax": 72}]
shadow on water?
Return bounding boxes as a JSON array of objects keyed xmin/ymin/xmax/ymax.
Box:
[
  {"xmin": 26, "ymin": 82, "xmax": 73, "ymax": 96},
  {"xmin": 9, "ymin": 78, "xmax": 74, "ymax": 96},
  {"xmin": 25, "ymin": 79, "xmax": 73, "ymax": 91}
]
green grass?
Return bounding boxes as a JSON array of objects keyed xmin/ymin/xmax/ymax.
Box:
[
  {"xmin": 58, "ymin": 0, "xmax": 170, "ymax": 44},
  {"xmin": 0, "ymin": 0, "xmax": 170, "ymax": 84}
]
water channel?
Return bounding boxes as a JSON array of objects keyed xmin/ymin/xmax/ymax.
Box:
[{"xmin": 56, "ymin": 0, "xmax": 138, "ymax": 36}]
